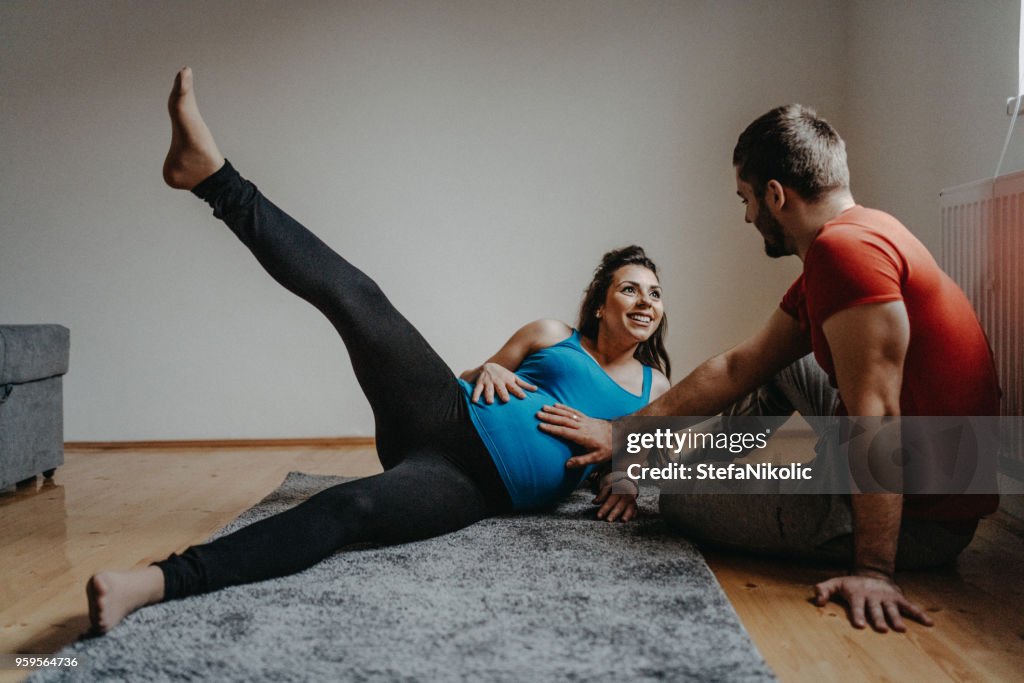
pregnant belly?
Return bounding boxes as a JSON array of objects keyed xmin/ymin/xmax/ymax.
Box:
[{"xmin": 459, "ymin": 383, "xmax": 590, "ymax": 508}]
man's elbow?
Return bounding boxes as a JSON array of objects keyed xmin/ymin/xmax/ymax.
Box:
[
  {"xmin": 842, "ymin": 388, "xmax": 901, "ymax": 417},
  {"xmin": 721, "ymin": 348, "xmax": 773, "ymax": 396}
]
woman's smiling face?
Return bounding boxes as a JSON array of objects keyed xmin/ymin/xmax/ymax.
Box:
[{"xmin": 597, "ymin": 264, "xmax": 664, "ymax": 343}]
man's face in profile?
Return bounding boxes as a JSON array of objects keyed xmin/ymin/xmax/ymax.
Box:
[{"xmin": 735, "ymin": 171, "xmax": 790, "ymax": 258}]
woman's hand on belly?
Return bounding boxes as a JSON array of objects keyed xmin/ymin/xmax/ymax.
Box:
[{"xmin": 470, "ymin": 362, "xmax": 538, "ymax": 404}]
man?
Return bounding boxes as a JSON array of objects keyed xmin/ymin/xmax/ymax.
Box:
[{"xmin": 537, "ymin": 104, "xmax": 1000, "ymax": 633}]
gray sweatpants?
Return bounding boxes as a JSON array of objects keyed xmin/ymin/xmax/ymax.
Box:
[{"xmin": 657, "ymin": 355, "xmax": 977, "ymax": 569}]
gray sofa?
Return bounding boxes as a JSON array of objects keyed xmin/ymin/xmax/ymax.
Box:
[{"xmin": 0, "ymin": 325, "xmax": 70, "ymax": 490}]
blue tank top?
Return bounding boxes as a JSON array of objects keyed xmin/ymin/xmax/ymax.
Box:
[{"xmin": 459, "ymin": 330, "xmax": 652, "ymax": 510}]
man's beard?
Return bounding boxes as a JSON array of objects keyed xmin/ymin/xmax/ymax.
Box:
[{"xmin": 755, "ymin": 201, "xmax": 789, "ymax": 258}]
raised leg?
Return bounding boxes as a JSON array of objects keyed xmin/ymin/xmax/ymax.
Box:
[{"xmin": 163, "ymin": 68, "xmax": 469, "ymax": 468}]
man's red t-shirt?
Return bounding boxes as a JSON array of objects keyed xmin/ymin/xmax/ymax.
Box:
[{"xmin": 779, "ymin": 205, "xmax": 1000, "ymax": 521}]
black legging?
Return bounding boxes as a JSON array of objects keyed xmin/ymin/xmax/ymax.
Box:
[{"xmin": 156, "ymin": 161, "xmax": 512, "ymax": 600}]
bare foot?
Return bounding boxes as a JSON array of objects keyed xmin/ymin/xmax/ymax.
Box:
[
  {"xmin": 87, "ymin": 567, "xmax": 165, "ymax": 634},
  {"xmin": 162, "ymin": 67, "xmax": 225, "ymax": 190}
]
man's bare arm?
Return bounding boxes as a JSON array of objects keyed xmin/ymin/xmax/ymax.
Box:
[
  {"xmin": 639, "ymin": 308, "xmax": 811, "ymax": 417},
  {"xmin": 537, "ymin": 308, "xmax": 810, "ymax": 466},
  {"xmin": 813, "ymin": 300, "xmax": 933, "ymax": 632}
]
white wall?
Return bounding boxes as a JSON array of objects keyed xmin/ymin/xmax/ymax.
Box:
[
  {"xmin": 7, "ymin": 0, "xmax": 1023, "ymax": 443},
  {"xmin": 6, "ymin": 2, "xmax": 1021, "ymax": 443},
  {"xmin": 2, "ymin": 0, "xmax": 849, "ymax": 440}
]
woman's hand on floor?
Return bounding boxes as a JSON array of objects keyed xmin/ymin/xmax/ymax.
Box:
[
  {"xmin": 536, "ymin": 404, "xmax": 612, "ymax": 466},
  {"xmin": 470, "ymin": 362, "xmax": 537, "ymax": 404},
  {"xmin": 593, "ymin": 474, "xmax": 638, "ymax": 522}
]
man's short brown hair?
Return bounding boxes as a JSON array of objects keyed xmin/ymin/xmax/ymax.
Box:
[{"xmin": 733, "ymin": 104, "xmax": 849, "ymax": 200}]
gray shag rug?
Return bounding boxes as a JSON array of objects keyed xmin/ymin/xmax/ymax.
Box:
[{"xmin": 35, "ymin": 472, "xmax": 774, "ymax": 682}]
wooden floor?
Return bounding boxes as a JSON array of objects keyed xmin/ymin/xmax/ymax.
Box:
[{"xmin": 1, "ymin": 445, "xmax": 1021, "ymax": 682}]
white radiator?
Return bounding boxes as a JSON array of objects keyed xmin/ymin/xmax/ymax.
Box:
[{"xmin": 940, "ymin": 172, "xmax": 1024, "ymax": 482}]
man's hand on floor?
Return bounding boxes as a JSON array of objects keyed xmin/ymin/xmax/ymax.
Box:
[{"xmin": 813, "ymin": 573, "xmax": 934, "ymax": 633}]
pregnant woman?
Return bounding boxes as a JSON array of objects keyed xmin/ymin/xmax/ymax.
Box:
[{"xmin": 87, "ymin": 68, "xmax": 671, "ymax": 634}]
